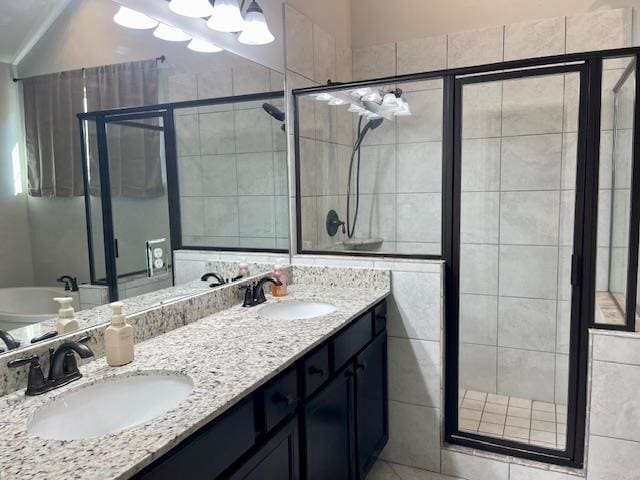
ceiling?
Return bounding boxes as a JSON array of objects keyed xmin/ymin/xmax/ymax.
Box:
[{"xmin": 0, "ymin": 0, "xmax": 71, "ymax": 64}]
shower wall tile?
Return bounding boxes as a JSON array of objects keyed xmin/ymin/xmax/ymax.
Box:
[
  {"xmin": 460, "ymin": 192, "xmax": 500, "ymax": 244},
  {"xmin": 556, "ymin": 301, "xmax": 571, "ymax": 355},
  {"xmin": 460, "ymin": 343, "xmax": 497, "ymax": 393},
  {"xmin": 275, "ymin": 196, "xmax": 290, "ymax": 239},
  {"xmin": 397, "ymin": 193, "xmax": 441, "ymax": 243},
  {"xmin": 335, "ymin": 106, "xmax": 354, "ymax": 146},
  {"xmin": 284, "ymin": 5, "xmax": 314, "ymax": 79},
  {"xmin": 587, "ymin": 435, "xmax": 640, "ymax": 480},
  {"xmin": 204, "ymin": 197, "xmax": 239, "ymax": 237},
  {"xmin": 178, "ymin": 156, "xmax": 203, "ymax": 197},
  {"xmin": 359, "ymin": 144, "xmax": 397, "ymax": 194},
  {"xmin": 313, "ymin": 24, "xmax": 336, "ymax": 84},
  {"xmin": 202, "ymin": 155, "xmax": 237, "ymax": 196},
  {"xmin": 274, "ymin": 151, "xmax": 288, "ymax": 196},
  {"xmin": 560, "ymin": 132, "xmax": 578, "ymax": 190},
  {"xmin": 200, "ymin": 111, "xmax": 236, "ymax": 155},
  {"xmin": 315, "ymin": 101, "xmax": 337, "ymax": 143},
  {"xmin": 502, "ymin": 75, "xmax": 564, "ymax": 136},
  {"xmin": 447, "ymin": 26, "xmax": 504, "ymax": 68},
  {"xmin": 175, "ymin": 114, "xmax": 201, "ymax": 156},
  {"xmin": 461, "ymin": 82, "xmax": 503, "ymax": 139},
  {"xmin": 238, "ymin": 196, "xmax": 276, "ymax": 237},
  {"xmin": 460, "ymin": 293, "xmax": 498, "ymax": 345},
  {"xmin": 352, "ymin": 194, "xmax": 397, "ymax": 241},
  {"xmin": 504, "ymin": 16, "xmax": 565, "ymax": 61},
  {"xmin": 168, "ymin": 72, "xmax": 198, "ymax": 104},
  {"xmin": 315, "ymin": 141, "xmax": 340, "ymax": 195},
  {"xmin": 499, "ymin": 245, "xmax": 558, "ymax": 299},
  {"xmin": 459, "ymin": 244, "xmax": 499, "ymax": 295},
  {"xmin": 497, "ymin": 347, "xmax": 555, "ymax": 402},
  {"xmin": 397, "ymin": 89, "xmax": 444, "ymax": 142},
  {"xmin": 299, "ymin": 137, "xmax": 318, "ymax": 196},
  {"xmin": 180, "ymin": 197, "xmax": 205, "ymax": 236},
  {"xmin": 559, "ymin": 190, "xmax": 575, "ymax": 247},
  {"xmin": 500, "ymin": 134, "xmax": 563, "ymax": 190},
  {"xmin": 270, "ymin": 70, "xmax": 284, "ymax": 91},
  {"xmin": 300, "ymin": 196, "xmax": 317, "ymax": 248},
  {"xmin": 232, "ymin": 65, "xmax": 271, "ymax": 97},
  {"xmin": 397, "ymin": 141, "xmax": 442, "ymax": 193},
  {"xmin": 461, "ymin": 138, "xmax": 501, "ymax": 191},
  {"xmin": 234, "ymin": 108, "xmax": 273, "ymax": 153},
  {"xmin": 566, "ymin": 8, "xmax": 632, "ymax": 54},
  {"xmin": 381, "ymin": 401, "xmax": 441, "ymax": 471},
  {"xmin": 335, "ymin": 47, "xmax": 353, "ymax": 83},
  {"xmin": 197, "ymin": 69, "xmax": 233, "ymax": 113},
  {"xmin": 388, "ymin": 337, "xmax": 441, "ymax": 408},
  {"xmin": 353, "ymin": 43, "xmax": 397, "ymax": 81},
  {"xmin": 555, "ymin": 353, "xmax": 569, "ymax": 405},
  {"xmin": 396, "ymin": 35, "xmax": 447, "ymax": 75},
  {"xmin": 562, "ymin": 73, "xmax": 580, "ymax": 133},
  {"xmin": 360, "ymin": 114, "xmax": 397, "ymax": 145},
  {"xmin": 237, "ymin": 152, "xmax": 275, "ymax": 195},
  {"xmin": 498, "ymin": 297, "xmax": 557, "ymax": 352},
  {"xmin": 499, "ymin": 191, "xmax": 560, "ymax": 245},
  {"xmin": 557, "ymin": 246, "xmax": 573, "ymax": 301}
]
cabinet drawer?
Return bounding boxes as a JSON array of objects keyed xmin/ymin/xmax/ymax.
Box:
[
  {"xmin": 136, "ymin": 397, "xmax": 255, "ymax": 479},
  {"xmin": 264, "ymin": 367, "xmax": 298, "ymax": 432},
  {"xmin": 303, "ymin": 344, "xmax": 329, "ymax": 398},
  {"xmin": 332, "ymin": 312, "xmax": 373, "ymax": 372},
  {"xmin": 373, "ymin": 302, "xmax": 387, "ymax": 335}
]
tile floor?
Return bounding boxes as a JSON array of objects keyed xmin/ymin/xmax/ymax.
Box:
[
  {"xmin": 458, "ymin": 389, "xmax": 567, "ymax": 449},
  {"xmin": 368, "ymin": 460, "xmax": 463, "ymax": 480}
]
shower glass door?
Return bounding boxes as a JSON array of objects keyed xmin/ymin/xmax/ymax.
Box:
[{"xmin": 451, "ymin": 64, "xmax": 587, "ymax": 460}]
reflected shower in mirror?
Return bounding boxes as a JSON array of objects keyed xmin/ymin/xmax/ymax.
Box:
[{"xmin": 0, "ymin": 0, "xmax": 285, "ymax": 354}]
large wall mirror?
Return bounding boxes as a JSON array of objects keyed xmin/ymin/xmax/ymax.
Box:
[{"xmin": 0, "ymin": 0, "xmax": 287, "ymax": 354}]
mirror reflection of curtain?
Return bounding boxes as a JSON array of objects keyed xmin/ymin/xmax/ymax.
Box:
[
  {"xmin": 23, "ymin": 70, "xmax": 85, "ymax": 197},
  {"xmin": 85, "ymin": 59, "xmax": 163, "ymax": 198}
]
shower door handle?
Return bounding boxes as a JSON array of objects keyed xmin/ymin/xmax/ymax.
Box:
[
  {"xmin": 571, "ymin": 254, "xmax": 581, "ymax": 287},
  {"xmin": 114, "ymin": 238, "xmax": 119, "ymax": 258}
]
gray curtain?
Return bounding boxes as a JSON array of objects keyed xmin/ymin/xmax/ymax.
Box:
[
  {"xmin": 23, "ymin": 70, "xmax": 84, "ymax": 197},
  {"xmin": 85, "ymin": 59, "xmax": 163, "ymax": 198}
]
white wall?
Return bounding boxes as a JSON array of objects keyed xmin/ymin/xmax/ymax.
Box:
[
  {"xmin": 350, "ymin": 0, "xmax": 640, "ymax": 47},
  {"xmin": 0, "ymin": 62, "xmax": 34, "ymax": 288}
]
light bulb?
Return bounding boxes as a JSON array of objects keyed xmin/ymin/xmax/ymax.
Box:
[
  {"xmin": 348, "ymin": 104, "xmax": 366, "ymax": 113},
  {"xmin": 188, "ymin": 38, "xmax": 223, "ymax": 53},
  {"xmin": 363, "ymin": 91, "xmax": 381, "ymax": 103},
  {"xmin": 351, "ymin": 87, "xmax": 372, "ymax": 98},
  {"xmin": 238, "ymin": 1, "xmax": 274, "ymax": 45},
  {"xmin": 328, "ymin": 97, "xmax": 347, "ymax": 106},
  {"xmin": 207, "ymin": 0, "xmax": 245, "ymax": 33},
  {"xmin": 313, "ymin": 93, "xmax": 333, "ymax": 102},
  {"xmin": 113, "ymin": 6, "xmax": 158, "ymax": 30},
  {"xmin": 153, "ymin": 23, "xmax": 192, "ymax": 42},
  {"xmin": 169, "ymin": 0, "xmax": 214, "ymax": 18}
]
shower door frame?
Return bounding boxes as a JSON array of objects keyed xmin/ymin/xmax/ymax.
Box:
[{"xmin": 443, "ymin": 61, "xmax": 598, "ymax": 468}]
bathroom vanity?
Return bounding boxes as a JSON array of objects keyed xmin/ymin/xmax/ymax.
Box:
[
  {"xmin": 0, "ymin": 268, "xmax": 390, "ymax": 480},
  {"xmin": 135, "ymin": 300, "xmax": 388, "ymax": 480}
]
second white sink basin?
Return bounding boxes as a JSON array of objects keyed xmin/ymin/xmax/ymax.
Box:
[
  {"xmin": 28, "ymin": 372, "xmax": 193, "ymax": 440},
  {"xmin": 259, "ymin": 301, "xmax": 337, "ymax": 320}
]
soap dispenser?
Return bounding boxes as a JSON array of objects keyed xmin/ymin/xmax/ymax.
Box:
[
  {"xmin": 105, "ymin": 301, "xmax": 134, "ymax": 367},
  {"xmin": 271, "ymin": 262, "xmax": 288, "ymax": 297},
  {"xmin": 53, "ymin": 297, "xmax": 78, "ymax": 334}
]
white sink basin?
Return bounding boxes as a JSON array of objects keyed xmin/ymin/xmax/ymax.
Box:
[
  {"xmin": 28, "ymin": 372, "xmax": 193, "ymax": 440},
  {"xmin": 259, "ymin": 301, "xmax": 337, "ymax": 320}
]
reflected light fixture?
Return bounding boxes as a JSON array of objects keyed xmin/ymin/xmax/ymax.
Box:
[
  {"xmin": 238, "ymin": 1, "xmax": 274, "ymax": 45},
  {"xmin": 207, "ymin": 0, "xmax": 245, "ymax": 33},
  {"xmin": 188, "ymin": 38, "xmax": 223, "ymax": 53},
  {"xmin": 169, "ymin": 0, "xmax": 214, "ymax": 18},
  {"xmin": 113, "ymin": 6, "xmax": 158, "ymax": 29},
  {"xmin": 153, "ymin": 23, "xmax": 192, "ymax": 41}
]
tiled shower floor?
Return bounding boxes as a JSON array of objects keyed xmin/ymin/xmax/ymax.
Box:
[{"xmin": 458, "ymin": 389, "xmax": 567, "ymax": 449}]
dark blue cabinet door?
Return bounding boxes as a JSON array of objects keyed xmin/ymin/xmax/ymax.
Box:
[
  {"xmin": 304, "ymin": 367, "xmax": 355, "ymax": 480},
  {"xmin": 356, "ymin": 332, "xmax": 388, "ymax": 478}
]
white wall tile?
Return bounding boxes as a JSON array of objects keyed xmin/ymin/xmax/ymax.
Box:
[
  {"xmin": 460, "ymin": 244, "xmax": 499, "ymax": 295},
  {"xmin": 499, "ymin": 191, "xmax": 560, "ymax": 245},
  {"xmin": 204, "ymin": 197, "xmax": 238, "ymax": 237},
  {"xmin": 397, "ymin": 142, "xmax": 442, "ymax": 193},
  {"xmin": 499, "ymin": 245, "xmax": 558, "ymax": 299},
  {"xmin": 353, "ymin": 43, "xmax": 397, "ymax": 80},
  {"xmin": 388, "ymin": 337, "xmax": 441, "ymax": 408},
  {"xmin": 587, "ymin": 435, "xmax": 640, "ymax": 480},
  {"xmin": 566, "ymin": 8, "xmax": 632, "ymax": 53},
  {"xmin": 504, "ymin": 17, "xmax": 566, "ymax": 61},
  {"xmin": 232, "ymin": 65, "xmax": 271, "ymax": 97},
  {"xmin": 500, "ymin": 134, "xmax": 563, "ymax": 190},
  {"xmin": 498, "ymin": 297, "xmax": 557, "ymax": 352},
  {"xmin": 461, "ymin": 138, "xmax": 501, "ymax": 191},
  {"xmin": 238, "ymin": 196, "xmax": 276, "ymax": 237},
  {"xmin": 175, "ymin": 114, "xmax": 201, "ymax": 156},
  {"xmin": 313, "ymin": 24, "xmax": 336, "ymax": 84},
  {"xmin": 460, "ymin": 192, "xmax": 500, "ymax": 244},
  {"xmin": 461, "ymin": 82, "xmax": 502, "ymax": 139},
  {"xmin": 460, "ymin": 343, "xmax": 497, "ymax": 393},
  {"xmin": 178, "ymin": 156, "xmax": 203, "ymax": 197},
  {"xmin": 397, "ymin": 193, "xmax": 441, "ymax": 243},
  {"xmin": 335, "ymin": 47, "xmax": 353, "ymax": 83},
  {"xmin": 397, "ymin": 89, "xmax": 443, "ymax": 143},
  {"xmin": 202, "ymin": 155, "xmax": 237, "ymax": 196},
  {"xmin": 460, "ymin": 294, "xmax": 498, "ymax": 345},
  {"xmin": 502, "ymin": 76, "xmax": 564, "ymax": 136},
  {"xmin": 234, "ymin": 108, "xmax": 273, "ymax": 153},
  {"xmin": 284, "ymin": 5, "xmax": 314, "ymax": 79},
  {"xmin": 381, "ymin": 401, "xmax": 441, "ymax": 471},
  {"xmin": 447, "ymin": 26, "xmax": 504, "ymax": 68},
  {"xmin": 397, "ymin": 35, "xmax": 447, "ymax": 75},
  {"xmin": 199, "ymin": 111, "xmax": 236, "ymax": 155},
  {"xmin": 498, "ymin": 347, "xmax": 555, "ymax": 402},
  {"xmin": 592, "ymin": 334, "xmax": 640, "ymax": 365}
]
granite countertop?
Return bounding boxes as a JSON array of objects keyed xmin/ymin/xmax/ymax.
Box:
[{"xmin": 0, "ymin": 283, "xmax": 389, "ymax": 480}]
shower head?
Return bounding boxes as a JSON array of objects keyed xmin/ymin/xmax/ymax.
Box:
[
  {"xmin": 262, "ymin": 103, "xmax": 285, "ymax": 122},
  {"xmin": 368, "ymin": 117, "xmax": 384, "ymax": 130}
]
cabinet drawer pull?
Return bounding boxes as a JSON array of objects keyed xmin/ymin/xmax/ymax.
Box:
[
  {"xmin": 308, "ymin": 366, "xmax": 324, "ymax": 377},
  {"xmin": 273, "ymin": 393, "xmax": 294, "ymax": 407},
  {"xmin": 356, "ymin": 362, "xmax": 367, "ymax": 372}
]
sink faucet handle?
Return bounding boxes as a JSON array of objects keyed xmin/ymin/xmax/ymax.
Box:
[
  {"xmin": 8, "ymin": 355, "xmax": 48, "ymax": 396},
  {"xmin": 31, "ymin": 331, "xmax": 58, "ymax": 344}
]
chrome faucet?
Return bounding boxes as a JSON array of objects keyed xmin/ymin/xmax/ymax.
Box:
[
  {"xmin": 8, "ymin": 335, "xmax": 94, "ymax": 396},
  {"xmin": 241, "ymin": 277, "xmax": 282, "ymax": 307}
]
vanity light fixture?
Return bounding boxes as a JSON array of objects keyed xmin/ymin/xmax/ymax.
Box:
[
  {"xmin": 207, "ymin": 0, "xmax": 245, "ymax": 33},
  {"xmin": 188, "ymin": 38, "xmax": 224, "ymax": 53},
  {"xmin": 113, "ymin": 6, "xmax": 158, "ymax": 29},
  {"xmin": 153, "ymin": 23, "xmax": 193, "ymax": 42},
  {"xmin": 169, "ymin": 0, "xmax": 214, "ymax": 18},
  {"xmin": 316, "ymin": 87, "xmax": 412, "ymax": 119},
  {"xmin": 237, "ymin": 1, "xmax": 274, "ymax": 45}
]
